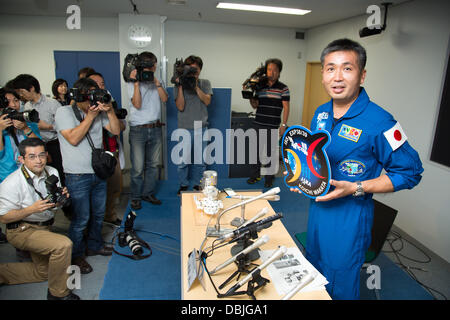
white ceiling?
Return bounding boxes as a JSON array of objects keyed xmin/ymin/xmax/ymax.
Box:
[{"xmin": 0, "ymin": 0, "xmax": 410, "ymax": 29}]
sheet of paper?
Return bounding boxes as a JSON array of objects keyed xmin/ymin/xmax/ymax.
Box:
[{"xmin": 259, "ymin": 246, "xmax": 329, "ymax": 295}]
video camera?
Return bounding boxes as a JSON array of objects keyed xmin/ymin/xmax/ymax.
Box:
[
  {"xmin": 241, "ymin": 63, "xmax": 268, "ymax": 99},
  {"xmin": 170, "ymin": 58, "xmax": 198, "ymax": 91},
  {"xmin": 0, "ymin": 89, "xmax": 40, "ymax": 123},
  {"xmin": 69, "ymin": 88, "xmax": 112, "ymax": 106},
  {"xmin": 45, "ymin": 174, "xmax": 71, "ymax": 207},
  {"xmin": 122, "ymin": 53, "xmax": 155, "ymax": 83}
]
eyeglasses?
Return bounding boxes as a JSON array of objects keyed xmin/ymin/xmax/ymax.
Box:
[{"xmin": 25, "ymin": 152, "xmax": 47, "ymax": 161}]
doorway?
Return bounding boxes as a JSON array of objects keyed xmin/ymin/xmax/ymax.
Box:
[{"xmin": 301, "ymin": 62, "xmax": 330, "ymax": 128}]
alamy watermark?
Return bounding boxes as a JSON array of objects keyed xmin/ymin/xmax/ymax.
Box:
[
  {"xmin": 366, "ymin": 4, "xmax": 382, "ymax": 30},
  {"xmin": 366, "ymin": 264, "xmax": 381, "ymax": 290},
  {"xmin": 66, "ymin": 5, "xmax": 81, "ymax": 30},
  {"xmin": 170, "ymin": 121, "xmax": 280, "ymax": 176},
  {"xmin": 66, "ymin": 265, "xmax": 81, "ymax": 290}
]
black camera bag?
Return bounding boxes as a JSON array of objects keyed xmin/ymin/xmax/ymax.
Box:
[{"xmin": 71, "ymin": 104, "xmax": 117, "ymax": 180}]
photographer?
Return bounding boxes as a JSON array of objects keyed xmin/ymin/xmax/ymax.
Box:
[
  {"xmin": 128, "ymin": 51, "xmax": 168, "ymax": 210},
  {"xmin": 0, "ymin": 138, "xmax": 79, "ymax": 300},
  {"xmin": 54, "ymin": 78, "xmax": 120, "ymax": 274},
  {"xmin": 88, "ymin": 71, "xmax": 126, "ymax": 226},
  {"xmin": 247, "ymin": 58, "xmax": 290, "ymax": 188},
  {"xmin": 174, "ymin": 55, "xmax": 212, "ymax": 195},
  {"xmin": 12, "ymin": 74, "xmax": 66, "ymax": 187},
  {"xmin": 0, "ymin": 88, "xmax": 40, "ymax": 182}
]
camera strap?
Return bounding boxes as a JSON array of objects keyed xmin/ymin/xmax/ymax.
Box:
[
  {"xmin": 21, "ymin": 165, "xmax": 49, "ymax": 201},
  {"xmin": 112, "ymin": 230, "xmax": 152, "ymax": 261},
  {"xmin": 7, "ymin": 126, "xmax": 20, "ymax": 148},
  {"xmin": 71, "ymin": 104, "xmax": 97, "ymax": 151}
]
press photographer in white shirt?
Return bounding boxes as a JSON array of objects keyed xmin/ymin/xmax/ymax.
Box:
[{"xmin": 0, "ymin": 138, "xmax": 79, "ymax": 300}]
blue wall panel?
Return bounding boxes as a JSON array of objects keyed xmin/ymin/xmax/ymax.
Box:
[{"xmin": 165, "ymin": 87, "xmax": 231, "ymax": 183}]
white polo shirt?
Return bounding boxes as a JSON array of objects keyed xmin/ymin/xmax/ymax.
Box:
[
  {"xmin": 127, "ymin": 82, "xmax": 165, "ymax": 126},
  {"xmin": 0, "ymin": 165, "xmax": 60, "ymax": 222}
]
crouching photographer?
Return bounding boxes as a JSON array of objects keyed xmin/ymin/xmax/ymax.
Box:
[
  {"xmin": 0, "ymin": 138, "xmax": 79, "ymax": 300},
  {"xmin": 55, "ymin": 77, "xmax": 120, "ymax": 274}
]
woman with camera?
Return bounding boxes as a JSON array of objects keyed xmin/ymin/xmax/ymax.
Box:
[{"xmin": 0, "ymin": 88, "xmax": 40, "ymax": 182}]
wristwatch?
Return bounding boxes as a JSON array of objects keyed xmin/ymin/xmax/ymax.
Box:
[
  {"xmin": 281, "ymin": 123, "xmax": 287, "ymax": 127},
  {"xmin": 353, "ymin": 181, "xmax": 365, "ymax": 197}
]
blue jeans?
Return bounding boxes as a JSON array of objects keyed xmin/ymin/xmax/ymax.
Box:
[
  {"xmin": 66, "ymin": 173, "xmax": 107, "ymax": 259},
  {"xmin": 177, "ymin": 127, "xmax": 207, "ymax": 187},
  {"xmin": 129, "ymin": 125, "xmax": 162, "ymax": 200}
]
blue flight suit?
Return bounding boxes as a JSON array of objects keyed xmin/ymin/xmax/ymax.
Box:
[{"xmin": 308, "ymin": 88, "xmax": 423, "ymax": 299}]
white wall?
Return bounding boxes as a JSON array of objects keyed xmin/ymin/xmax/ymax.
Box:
[
  {"xmin": 0, "ymin": 15, "xmax": 119, "ymax": 95},
  {"xmin": 164, "ymin": 20, "xmax": 307, "ymax": 124},
  {"xmin": 304, "ymin": 0, "xmax": 450, "ymax": 262}
]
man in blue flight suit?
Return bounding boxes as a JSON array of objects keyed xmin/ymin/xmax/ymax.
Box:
[{"xmin": 290, "ymin": 39, "xmax": 423, "ymax": 299}]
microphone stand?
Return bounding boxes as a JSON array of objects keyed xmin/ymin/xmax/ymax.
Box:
[
  {"xmin": 217, "ymin": 268, "xmax": 270, "ymax": 300},
  {"xmin": 218, "ymin": 241, "xmax": 259, "ymax": 290}
]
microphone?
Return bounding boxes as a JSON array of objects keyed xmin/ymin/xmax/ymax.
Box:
[
  {"xmin": 224, "ymin": 246, "xmax": 287, "ymax": 296},
  {"xmin": 218, "ymin": 212, "xmax": 283, "ymax": 242},
  {"xmin": 281, "ymin": 271, "xmax": 317, "ymax": 300},
  {"xmin": 210, "ymin": 235, "xmax": 269, "ymax": 275},
  {"xmin": 210, "ymin": 187, "xmax": 281, "ymax": 237},
  {"xmin": 229, "ymin": 195, "xmax": 280, "ymax": 201},
  {"xmin": 239, "ymin": 207, "xmax": 268, "ymax": 228}
]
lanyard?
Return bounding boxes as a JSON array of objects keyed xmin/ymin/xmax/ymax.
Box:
[{"xmin": 21, "ymin": 165, "xmax": 49, "ymax": 201}]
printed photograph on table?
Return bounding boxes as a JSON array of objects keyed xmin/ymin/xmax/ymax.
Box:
[{"xmin": 281, "ymin": 125, "xmax": 331, "ymax": 199}]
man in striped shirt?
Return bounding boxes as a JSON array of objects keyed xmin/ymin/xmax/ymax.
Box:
[{"xmin": 247, "ymin": 58, "xmax": 290, "ymax": 188}]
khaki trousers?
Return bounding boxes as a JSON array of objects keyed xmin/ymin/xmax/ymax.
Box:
[{"xmin": 0, "ymin": 223, "xmax": 73, "ymax": 297}]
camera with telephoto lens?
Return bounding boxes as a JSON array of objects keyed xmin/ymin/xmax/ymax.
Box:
[
  {"xmin": 170, "ymin": 58, "xmax": 198, "ymax": 91},
  {"xmin": 69, "ymin": 88, "xmax": 112, "ymax": 106},
  {"xmin": 45, "ymin": 174, "xmax": 71, "ymax": 207},
  {"xmin": 87, "ymin": 89, "xmax": 112, "ymax": 105},
  {"xmin": 0, "ymin": 89, "xmax": 40, "ymax": 123},
  {"xmin": 118, "ymin": 211, "xmax": 144, "ymax": 256},
  {"xmin": 242, "ymin": 63, "xmax": 268, "ymax": 99}
]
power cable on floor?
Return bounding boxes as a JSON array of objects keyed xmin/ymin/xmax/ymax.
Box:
[{"xmin": 382, "ymin": 230, "xmax": 447, "ymax": 300}]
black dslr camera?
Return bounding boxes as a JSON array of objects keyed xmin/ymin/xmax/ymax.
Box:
[
  {"xmin": 45, "ymin": 174, "xmax": 71, "ymax": 207},
  {"xmin": 170, "ymin": 58, "xmax": 198, "ymax": 91},
  {"xmin": 69, "ymin": 88, "xmax": 112, "ymax": 106},
  {"xmin": 111, "ymin": 101, "xmax": 128, "ymax": 120},
  {"xmin": 0, "ymin": 89, "xmax": 40, "ymax": 123},
  {"xmin": 242, "ymin": 63, "xmax": 268, "ymax": 99}
]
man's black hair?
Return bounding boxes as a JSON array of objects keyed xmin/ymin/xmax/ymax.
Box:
[
  {"xmin": 78, "ymin": 67, "xmax": 96, "ymax": 78},
  {"xmin": 184, "ymin": 55, "xmax": 203, "ymax": 70},
  {"xmin": 87, "ymin": 72, "xmax": 104, "ymax": 79},
  {"xmin": 73, "ymin": 77, "xmax": 99, "ymax": 95},
  {"xmin": 265, "ymin": 58, "xmax": 283, "ymax": 73},
  {"xmin": 18, "ymin": 138, "xmax": 46, "ymax": 157},
  {"xmin": 320, "ymin": 38, "xmax": 367, "ymax": 72},
  {"xmin": 12, "ymin": 74, "xmax": 41, "ymax": 94}
]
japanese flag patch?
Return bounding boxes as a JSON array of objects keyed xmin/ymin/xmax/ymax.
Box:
[{"xmin": 384, "ymin": 122, "xmax": 407, "ymax": 151}]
